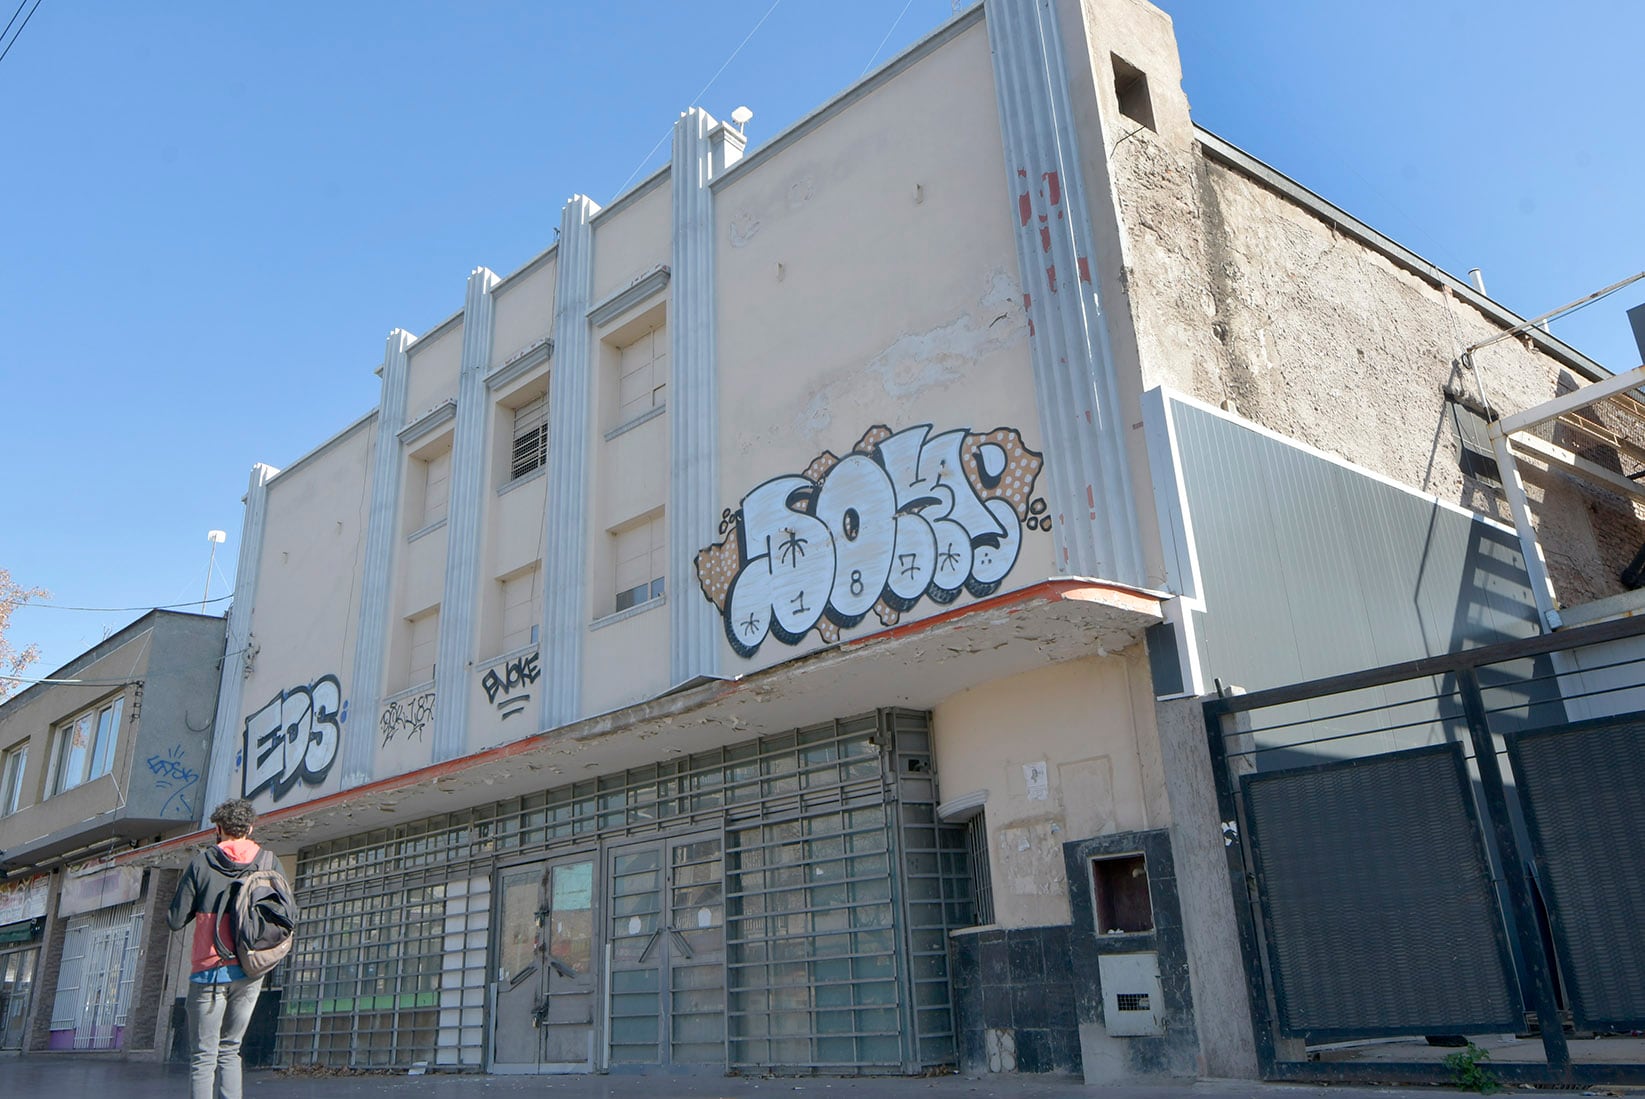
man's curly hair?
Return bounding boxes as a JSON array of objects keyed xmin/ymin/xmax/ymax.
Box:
[{"xmin": 209, "ymin": 798, "xmax": 256, "ymax": 838}]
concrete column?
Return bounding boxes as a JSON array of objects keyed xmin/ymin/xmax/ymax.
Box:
[
  {"xmin": 340, "ymin": 328, "xmax": 418, "ymax": 788},
  {"xmin": 202, "ymin": 462, "xmax": 279, "ymax": 816},
  {"xmin": 668, "ymin": 108, "xmax": 739, "ymax": 686},
  {"xmin": 1154, "ymin": 695, "xmax": 1259, "ymax": 1077},
  {"xmin": 540, "ymin": 196, "xmax": 600, "ymax": 731},
  {"xmin": 985, "ymin": 0, "xmax": 1144, "ymax": 586},
  {"xmin": 432, "ymin": 267, "xmax": 500, "ymax": 762}
]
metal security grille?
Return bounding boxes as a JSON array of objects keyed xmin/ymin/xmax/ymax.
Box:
[
  {"xmin": 48, "ymin": 905, "xmax": 142, "ymax": 1051},
  {"xmin": 510, "ymin": 396, "xmax": 548, "ymax": 480},
  {"xmin": 277, "ymin": 709, "xmax": 969, "ymax": 1074}
]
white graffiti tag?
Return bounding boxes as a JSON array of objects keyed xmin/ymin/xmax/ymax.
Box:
[
  {"xmin": 696, "ymin": 424, "xmax": 1045, "ymax": 657},
  {"xmin": 243, "ymin": 674, "xmax": 343, "ymax": 800}
]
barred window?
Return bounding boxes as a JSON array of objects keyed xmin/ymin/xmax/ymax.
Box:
[{"xmin": 510, "ymin": 395, "xmax": 548, "ymax": 481}]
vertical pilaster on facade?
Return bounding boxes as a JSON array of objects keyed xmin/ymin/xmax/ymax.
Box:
[
  {"xmin": 540, "ymin": 196, "xmax": 599, "ymax": 730},
  {"xmin": 340, "ymin": 328, "xmax": 418, "ymax": 788},
  {"xmin": 669, "ymin": 107, "xmax": 725, "ymax": 686},
  {"xmin": 433, "ymin": 267, "xmax": 500, "ymax": 763},
  {"xmin": 986, "ymin": 0, "xmax": 1145, "ymax": 586},
  {"xmin": 202, "ymin": 462, "xmax": 279, "ymax": 816}
]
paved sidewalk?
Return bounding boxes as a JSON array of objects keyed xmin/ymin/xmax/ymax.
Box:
[{"xmin": 0, "ymin": 1057, "xmax": 1544, "ymax": 1099}]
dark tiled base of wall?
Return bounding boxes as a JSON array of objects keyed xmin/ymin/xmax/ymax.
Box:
[{"xmin": 950, "ymin": 925, "xmax": 1082, "ymax": 1075}]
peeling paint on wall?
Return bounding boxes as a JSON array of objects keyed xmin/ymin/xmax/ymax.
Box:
[
  {"xmin": 998, "ymin": 817, "xmax": 1069, "ymax": 897},
  {"xmin": 797, "ymin": 271, "xmax": 1028, "ymax": 438}
]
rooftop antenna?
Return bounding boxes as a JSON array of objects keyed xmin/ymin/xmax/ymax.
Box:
[
  {"xmin": 731, "ymin": 105, "xmax": 753, "ymax": 136},
  {"xmin": 202, "ymin": 530, "xmax": 226, "ymax": 612}
]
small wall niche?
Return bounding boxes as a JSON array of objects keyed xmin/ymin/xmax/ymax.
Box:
[
  {"xmin": 1111, "ymin": 53, "xmax": 1156, "ymax": 133},
  {"xmin": 1091, "ymin": 853, "xmax": 1153, "ymax": 934}
]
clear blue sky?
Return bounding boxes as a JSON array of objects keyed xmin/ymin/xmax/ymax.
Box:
[{"xmin": 3, "ymin": 0, "xmax": 1641, "ymax": 679}]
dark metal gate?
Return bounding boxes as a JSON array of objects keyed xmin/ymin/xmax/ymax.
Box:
[{"xmin": 1206, "ymin": 615, "xmax": 1645, "ymax": 1086}]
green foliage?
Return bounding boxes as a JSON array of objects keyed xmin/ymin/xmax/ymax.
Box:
[{"xmin": 1443, "ymin": 1042, "xmax": 1501, "ymax": 1095}]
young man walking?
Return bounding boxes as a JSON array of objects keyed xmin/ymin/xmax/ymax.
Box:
[{"xmin": 168, "ymin": 798, "xmax": 268, "ymax": 1099}]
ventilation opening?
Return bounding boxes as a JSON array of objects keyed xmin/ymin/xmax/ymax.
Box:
[
  {"xmin": 1091, "ymin": 853, "xmax": 1153, "ymax": 934},
  {"xmin": 1116, "ymin": 993, "xmax": 1151, "ymax": 1012},
  {"xmin": 1111, "ymin": 54, "xmax": 1155, "ymax": 132}
]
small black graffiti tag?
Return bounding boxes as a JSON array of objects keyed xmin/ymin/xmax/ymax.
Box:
[
  {"xmin": 379, "ymin": 688, "xmax": 435, "ymax": 747},
  {"xmin": 481, "ymin": 650, "xmax": 539, "ymax": 720}
]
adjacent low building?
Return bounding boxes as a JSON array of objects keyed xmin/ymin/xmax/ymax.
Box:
[{"xmin": 0, "ymin": 610, "xmax": 225, "ymax": 1057}]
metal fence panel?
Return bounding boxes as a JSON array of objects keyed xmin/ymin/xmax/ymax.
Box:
[
  {"xmin": 1242, "ymin": 743, "xmax": 1521, "ymax": 1039},
  {"xmin": 1509, "ymin": 714, "xmax": 1645, "ymax": 1031}
]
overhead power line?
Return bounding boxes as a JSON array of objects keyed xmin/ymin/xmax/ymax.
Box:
[
  {"xmin": 0, "ymin": 0, "xmax": 44, "ymax": 68},
  {"xmin": 1, "ymin": 593, "xmax": 234, "ymax": 613}
]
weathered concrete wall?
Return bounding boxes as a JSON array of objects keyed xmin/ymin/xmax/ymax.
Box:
[{"xmin": 1097, "ymin": 68, "xmax": 1641, "ymax": 611}]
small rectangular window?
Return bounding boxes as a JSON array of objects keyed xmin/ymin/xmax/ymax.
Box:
[
  {"xmin": 617, "ymin": 324, "xmax": 667, "ymax": 426},
  {"xmin": 421, "ymin": 449, "xmax": 452, "ymax": 528},
  {"xmin": 500, "ymin": 569, "xmax": 539, "ymax": 654},
  {"xmin": 965, "ymin": 811, "xmax": 995, "ymax": 926},
  {"xmin": 511, "ymin": 395, "xmax": 549, "ymax": 480},
  {"xmin": 613, "ymin": 516, "xmax": 666, "ymax": 614},
  {"xmin": 407, "ymin": 610, "xmax": 440, "ymax": 688},
  {"xmin": 0, "ymin": 744, "xmax": 27, "ymax": 815}
]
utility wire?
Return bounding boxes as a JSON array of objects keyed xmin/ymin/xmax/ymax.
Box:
[
  {"xmin": 2, "ymin": 593, "xmax": 233, "ymax": 613},
  {"xmin": 0, "ymin": 0, "xmax": 44, "ymax": 68},
  {"xmin": 0, "ymin": 0, "xmax": 29, "ymax": 48},
  {"xmin": 860, "ymin": 0, "xmax": 917, "ymax": 77},
  {"xmin": 610, "ymin": 0, "xmax": 785, "ymax": 201}
]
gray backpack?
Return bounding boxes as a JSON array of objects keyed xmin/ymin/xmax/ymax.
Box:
[{"xmin": 212, "ymin": 850, "xmax": 297, "ymax": 978}]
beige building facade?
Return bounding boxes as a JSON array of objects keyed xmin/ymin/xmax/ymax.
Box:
[{"xmin": 173, "ymin": 0, "xmax": 1642, "ymax": 1082}]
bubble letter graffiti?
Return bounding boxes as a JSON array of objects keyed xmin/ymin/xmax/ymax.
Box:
[
  {"xmin": 696, "ymin": 423, "xmax": 1045, "ymax": 657},
  {"xmin": 243, "ymin": 674, "xmax": 343, "ymax": 800}
]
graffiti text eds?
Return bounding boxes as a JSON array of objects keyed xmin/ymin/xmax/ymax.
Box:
[
  {"xmin": 481, "ymin": 650, "xmax": 539, "ymax": 720},
  {"xmin": 696, "ymin": 424, "xmax": 1045, "ymax": 657},
  {"xmin": 243, "ymin": 674, "xmax": 343, "ymax": 800}
]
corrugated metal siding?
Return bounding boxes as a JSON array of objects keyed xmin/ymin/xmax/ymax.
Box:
[{"xmin": 1169, "ymin": 401, "xmax": 1543, "ymax": 695}]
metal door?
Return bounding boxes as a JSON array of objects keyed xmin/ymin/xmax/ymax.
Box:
[
  {"xmin": 606, "ymin": 833, "xmax": 725, "ymax": 1071},
  {"xmin": 0, "ymin": 947, "xmax": 38, "ymax": 1050},
  {"xmin": 491, "ymin": 853, "xmax": 598, "ymax": 1073},
  {"xmin": 79, "ymin": 918, "xmax": 135, "ymax": 1050}
]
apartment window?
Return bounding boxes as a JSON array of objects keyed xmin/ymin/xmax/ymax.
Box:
[
  {"xmin": 616, "ymin": 323, "xmax": 667, "ymax": 426},
  {"xmin": 510, "ymin": 394, "xmax": 548, "ymax": 481},
  {"xmin": 47, "ymin": 697, "xmax": 122, "ymax": 797},
  {"xmin": 614, "ymin": 515, "xmax": 666, "ymax": 614},
  {"xmin": 0, "ymin": 744, "xmax": 26, "ymax": 816},
  {"xmin": 500, "ymin": 569, "xmax": 539, "ymax": 654},
  {"xmin": 420, "ymin": 449, "xmax": 452, "ymax": 529}
]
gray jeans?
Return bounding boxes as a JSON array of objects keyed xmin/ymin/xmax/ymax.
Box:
[{"xmin": 185, "ymin": 976, "xmax": 263, "ymax": 1099}]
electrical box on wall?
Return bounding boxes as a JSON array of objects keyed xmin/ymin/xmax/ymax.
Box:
[{"xmin": 1097, "ymin": 951, "xmax": 1164, "ymax": 1037}]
